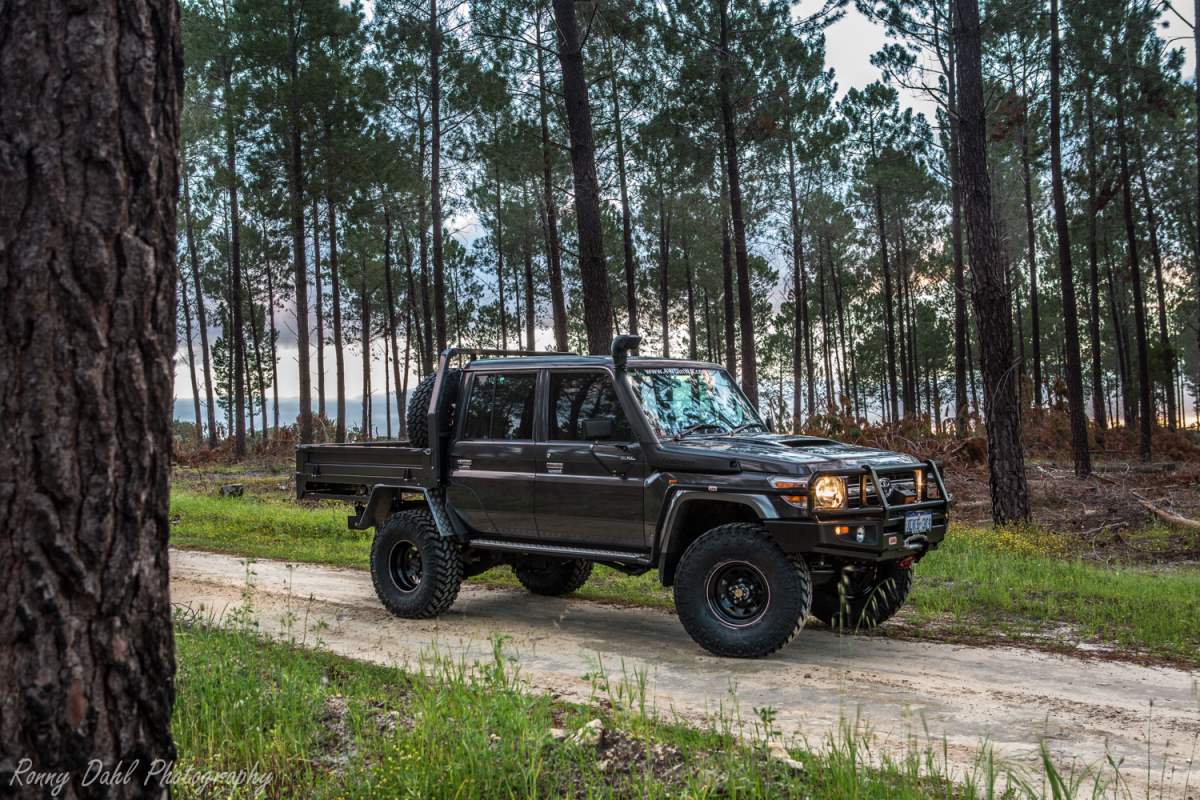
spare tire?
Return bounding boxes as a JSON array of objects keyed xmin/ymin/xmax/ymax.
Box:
[{"xmin": 405, "ymin": 368, "xmax": 461, "ymax": 448}]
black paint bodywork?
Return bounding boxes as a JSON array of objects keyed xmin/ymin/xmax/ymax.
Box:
[{"xmin": 296, "ymin": 348, "xmax": 950, "ymax": 582}]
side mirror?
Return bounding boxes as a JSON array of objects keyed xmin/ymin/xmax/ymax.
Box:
[{"xmin": 582, "ymin": 416, "xmax": 615, "ymax": 441}]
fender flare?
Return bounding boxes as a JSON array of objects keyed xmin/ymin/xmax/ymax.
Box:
[
  {"xmin": 654, "ymin": 489, "xmax": 778, "ymax": 569},
  {"xmin": 349, "ymin": 485, "xmax": 463, "ymax": 539}
]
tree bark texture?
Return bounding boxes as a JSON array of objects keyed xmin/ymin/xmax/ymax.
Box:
[
  {"xmin": 182, "ymin": 157, "xmax": 218, "ymax": 447},
  {"xmin": 0, "ymin": 0, "xmax": 181, "ymax": 788},
  {"xmin": 287, "ymin": 3, "xmax": 312, "ymax": 443},
  {"xmin": 717, "ymin": 0, "xmax": 757, "ymax": 405},
  {"xmin": 954, "ymin": 0, "xmax": 1030, "ymax": 523},
  {"xmin": 1117, "ymin": 100, "xmax": 1153, "ymax": 461},
  {"xmin": 553, "ymin": 0, "xmax": 614, "ymax": 355},
  {"xmin": 1048, "ymin": 0, "xmax": 1090, "ymax": 476}
]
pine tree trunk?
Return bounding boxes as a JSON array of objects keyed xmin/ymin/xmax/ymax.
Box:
[
  {"xmin": 818, "ymin": 234, "xmax": 833, "ymax": 410},
  {"xmin": 494, "ymin": 142, "xmax": 507, "ymax": 350},
  {"xmin": 223, "ymin": 60, "xmax": 247, "ymax": 456},
  {"xmin": 384, "ymin": 205, "xmax": 403, "ymax": 435},
  {"xmin": 265, "ymin": 241, "xmax": 281, "ymax": 432},
  {"xmin": 328, "ymin": 199, "xmax": 347, "ymax": 443},
  {"xmin": 1084, "ymin": 88, "xmax": 1107, "ymax": 430},
  {"xmin": 1116, "ymin": 99, "xmax": 1153, "ymax": 460},
  {"xmin": 786, "ymin": 136, "xmax": 805, "ymax": 430},
  {"xmin": 717, "ymin": 0, "xmax": 757, "ymax": 404},
  {"xmin": 658, "ymin": 194, "xmax": 671, "ymax": 357},
  {"xmin": 1020, "ymin": 107, "xmax": 1043, "ymax": 408},
  {"xmin": 609, "ymin": 47, "xmax": 638, "ymax": 336},
  {"xmin": 947, "ymin": 1, "xmax": 969, "ymax": 437},
  {"xmin": 1048, "ymin": 0, "xmax": 1091, "ymax": 475},
  {"xmin": 1104, "ymin": 237, "xmax": 1135, "ymax": 429},
  {"xmin": 183, "ymin": 158, "xmax": 219, "ymax": 447},
  {"xmin": 400, "ymin": 299, "xmax": 411, "ymax": 438},
  {"xmin": 248, "ymin": 269, "xmax": 268, "ymax": 442},
  {"xmin": 684, "ymin": 236, "xmax": 697, "ymax": 360},
  {"xmin": 954, "ymin": 0, "xmax": 1030, "ymax": 523},
  {"xmin": 361, "ymin": 259, "xmax": 372, "ymax": 439},
  {"xmin": 720, "ymin": 161, "xmax": 737, "ymax": 382},
  {"xmin": 287, "ymin": 3, "xmax": 312, "ymax": 444},
  {"xmin": 0, "ymin": 0, "xmax": 180, "ymax": 782},
  {"xmin": 553, "ymin": 0, "xmax": 613, "ymax": 355},
  {"xmin": 414, "ymin": 82, "xmax": 435, "ymax": 373},
  {"xmin": 181, "ymin": 267, "xmax": 204, "ymax": 444},
  {"xmin": 1195, "ymin": 0, "xmax": 1200, "ymax": 425},
  {"xmin": 536, "ymin": 11, "xmax": 569, "ymax": 352},
  {"xmin": 874, "ymin": 184, "xmax": 900, "ymax": 421},
  {"xmin": 524, "ymin": 210, "xmax": 536, "ymax": 350},
  {"xmin": 399, "ymin": 217, "xmax": 427, "ymax": 378},
  {"xmin": 429, "ymin": 0, "xmax": 447, "ymax": 354},
  {"xmin": 313, "ymin": 198, "xmax": 326, "ymax": 421},
  {"xmin": 1135, "ymin": 137, "xmax": 1176, "ymax": 430}
]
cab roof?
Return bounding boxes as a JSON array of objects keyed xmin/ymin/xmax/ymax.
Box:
[{"xmin": 460, "ymin": 354, "xmax": 723, "ymax": 371}]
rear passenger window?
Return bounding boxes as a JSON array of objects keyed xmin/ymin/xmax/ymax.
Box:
[
  {"xmin": 548, "ymin": 371, "xmax": 634, "ymax": 442},
  {"xmin": 460, "ymin": 373, "xmax": 536, "ymax": 440}
]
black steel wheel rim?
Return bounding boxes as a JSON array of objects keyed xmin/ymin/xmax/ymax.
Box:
[
  {"xmin": 388, "ymin": 540, "xmax": 423, "ymax": 593},
  {"xmin": 706, "ymin": 561, "xmax": 770, "ymax": 627}
]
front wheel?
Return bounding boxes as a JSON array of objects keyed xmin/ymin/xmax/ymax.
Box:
[
  {"xmin": 810, "ymin": 562, "xmax": 913, "ymax": 631},
  {"xmin": 370, "ymin": 509, "xmax": 463, "ymax": 618},
  {"xmin": 673, "ymin": 523, "xmax": 812, "ymax": 658}
]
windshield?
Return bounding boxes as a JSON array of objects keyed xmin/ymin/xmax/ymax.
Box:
[{"xmin": 627, "ymin": 367, "xmax": 763, "ymax": 439}]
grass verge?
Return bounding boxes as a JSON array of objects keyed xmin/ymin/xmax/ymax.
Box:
[
  {"xmin": 169, "ymin": 487, "xmax": 1200, "ymax": 666},
  {"xmin": 175, "ymin": 613, "xmax": 1126, "ymax": 799}
]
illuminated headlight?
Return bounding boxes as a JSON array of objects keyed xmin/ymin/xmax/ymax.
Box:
[
  {"xmin": 769, "ymin": 476, "xmax": 807, "ymax": 508},
  {"xmin": 915, "ymin": 469, "xmax": 925, "ymax": 500},
  {"xmin": 812, "ymin": 475, "xmax": 847, "ymax": 510}
]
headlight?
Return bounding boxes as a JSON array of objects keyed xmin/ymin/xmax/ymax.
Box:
[
  {"xmin": 812, "ymin": 475, "xmax": 847, "ymax": 510},
  {"xmin": 915, "ymin": 469, "xmax": 924, "ymax": 500}
]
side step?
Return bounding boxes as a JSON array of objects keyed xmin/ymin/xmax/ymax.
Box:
[{"xmin": 468, "ymin": 538, "xmax": 653, "ymax": 565}]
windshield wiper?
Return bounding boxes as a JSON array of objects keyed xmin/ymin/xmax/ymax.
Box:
[
  {"xmin": 674, "ymin": 423, "xmax": 728, "ymax": 440},
  {"xmin": 728, "ymin": 422, "xmax": 767, "ymax": 435}
]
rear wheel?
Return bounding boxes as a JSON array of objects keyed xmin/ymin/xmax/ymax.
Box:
[
  {"xmin": 513, "ymin": 558, "xmax": 593, "ymax": 596},
  {"xmin": 370, "ymin": 510, "xmax": 463, "ymax": 618},
  {"xmin": 673, "ymin": 523, "xmax": 812, "ymax": 658},
  {"xmin": 810, "ymin": 562, "xmax": 913, "ymax": 631}
]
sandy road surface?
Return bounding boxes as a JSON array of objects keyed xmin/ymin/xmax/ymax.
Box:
[{"xmin": 171, "ymin": 549, "xmax": 1199, "ymax": 794}]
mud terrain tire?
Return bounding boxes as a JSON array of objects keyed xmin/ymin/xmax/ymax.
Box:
[
  {"xmin": 371, "ymin": 510, "xmax": 462, "ymax": 618},
  {"xmin": 810, "ymin": 563, "xmax": 913, "ymax": 631},
  {"xmin": 405, "ymin": 368, "xmax": 461, "ymax": 448},
  {"xmin": 514, "ymin": 559, "xmax": 593, "ymax": 596},
  {"xmin": 673, "ymin": 523, "xmax": 812, "ymax": 658}
]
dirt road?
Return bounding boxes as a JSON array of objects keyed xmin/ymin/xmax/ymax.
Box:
[{"xmin": 171, "ymin": 549, "xmax": 1198, "ymax": 793}]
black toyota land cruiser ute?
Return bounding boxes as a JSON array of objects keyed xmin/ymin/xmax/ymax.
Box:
[{"xmin": 296, "ymin": 336, "xmax": 949, "ymax": 658}]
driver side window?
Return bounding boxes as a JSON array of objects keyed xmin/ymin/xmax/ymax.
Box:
[{"xmin": 547, "ymin": 371, "xmax": 633, "ymax": 442}]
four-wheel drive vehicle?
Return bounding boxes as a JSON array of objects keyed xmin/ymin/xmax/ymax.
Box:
[{"xmin": 296, "ymin": 336, "xmax": 949, "ymax": 658}]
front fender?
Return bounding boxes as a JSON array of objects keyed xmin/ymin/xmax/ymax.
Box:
[{"xmin": 653, "ymin": 489, "xmax": 779, "ymax": 579}]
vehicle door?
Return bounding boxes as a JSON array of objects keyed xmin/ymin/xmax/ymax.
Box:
[
  {"xmin": 534, "ymin": 369, "xmax": 646, "ymax": 549},
  {"xmin": 446, "ymin": 370, "xmax": 539, "ymax": 537}
]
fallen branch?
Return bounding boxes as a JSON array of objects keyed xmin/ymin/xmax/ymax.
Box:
[{"xmin": 1130, "ymin": 492, "xmax": 1200, "ymax": 531}]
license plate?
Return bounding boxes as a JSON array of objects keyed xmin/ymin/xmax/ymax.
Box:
[{"xmin": 904, "ymin": 512, "xmax": 932, "ymax": 535}]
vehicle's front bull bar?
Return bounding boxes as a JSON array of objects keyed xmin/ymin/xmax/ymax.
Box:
[{"xmin": 806, "ymin": 459, "xmax": 951, "ymax": 524}]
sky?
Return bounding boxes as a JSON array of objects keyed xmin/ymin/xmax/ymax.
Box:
[{"xmin": 173, "ymin": 3, "xmax": 1198, "ymax": 433}]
